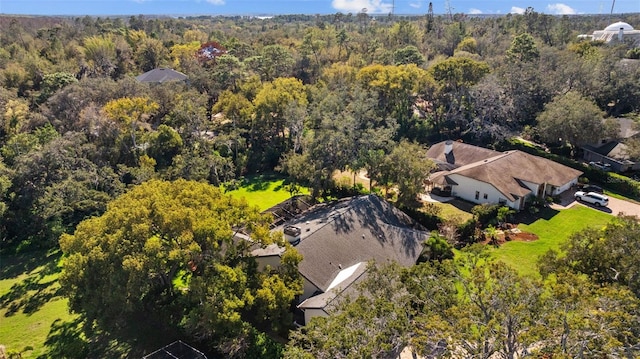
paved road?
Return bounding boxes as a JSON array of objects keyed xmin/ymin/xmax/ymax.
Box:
[{"xmin": 560, "ymin": 189, "xmax": 640, "ymax": 217}]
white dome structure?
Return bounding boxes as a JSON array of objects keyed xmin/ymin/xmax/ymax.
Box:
[
  {"xmin": 579, "ymin": 21, "xmax": 640, "ymax": 46},
  {"xmin": 604, "ymin": 21, "xmax": 634, "ymax": 32}
]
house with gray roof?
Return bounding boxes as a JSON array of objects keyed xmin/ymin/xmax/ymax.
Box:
[
  {"xmin": 428, "ymin": 140, "xmax": 582, "ymax": 210},
  {"xmin": 136, "ymin": 68, "xmax": 188, "ymax": 83},
  {"xmin": 582, "ymin": 118, "xmax": 640, "ymax": 173},
  {"xmin": 252, "ymin": 194, "xmax": 429, "ymax": 325}
]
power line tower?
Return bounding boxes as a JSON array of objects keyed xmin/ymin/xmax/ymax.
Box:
[{"xmin": 427, "ymin": 2, "xmax": 434, "ymax": 33}]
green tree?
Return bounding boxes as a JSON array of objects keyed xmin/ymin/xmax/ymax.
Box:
[
  {"xmin": 135, "ymin": 37, "xmax": 169, "ymax": 72},
  {"xmin": 541, "ymin": 272, "xmax": 640, "ymax": 357},
  {"xmin": 451, "ymin": 259, "xmax": 545, "ymax": 359},
  {"xmin": 82, "ymin": 35, "xmax": 116, "ymax": 77},
  {"xmin": 393, "ymin": 45, "xmax": 425, "ymax": 65},
  {"xmin": 382, "ymin": 140, "xmax": 434, "ymax": 206},
  {"xmin": 506, "ymin": 33, "xmax": 539, "ymax": 63},
  {"xmin": 145, "ymin": 124, "xmax": 183, "ymax": 170},
  {"xmin": 284, "ymin": 263, "xmax": 414, "ymax": 359},
  {"xmin": 251, "ymin": 77, "xmax": 307, "ymax": 169},
  {"xmin": 37, "ymin": 72, "xmax": 78, "ymax": 104},
  {"xmin": 246, "ymin": 45, "xmax": 295, "ymax": 82},
  {"xmin": 60, "ymin": 180, "xmax": 301, "ymax": 354},
  {"xmin": 103, "ymin": 96, "xmax": 160, "ymax": 162},
  {"xmin": 418, "ymin": 232, "xmax": 454, "ymax": 263},
  {"xmin": 535, "ymin": 91, "xmax": 606, "ymax": 154},
  {"xmin": 541, "ymin": 215, "xmax": 640, "ymax": 298}
]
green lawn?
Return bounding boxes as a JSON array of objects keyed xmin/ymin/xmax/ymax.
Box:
[
  {"xmin": 431, "ymin": 200, "xmax": 474, "ymax": 222},
  {"xmin": 224, "ymin": 174, "xmax": 309, "ymax": 211},
  {"xmin": 0, "ymin": 250, "xmax": 77, "ymax": 358},
  {"xmin": 488, "ymin": 206, "xmax": 613, "ymax": 277}
]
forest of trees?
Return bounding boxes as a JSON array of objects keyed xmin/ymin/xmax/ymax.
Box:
[{"xmin": 1, "ymin": 9, "xmax": 640, "ymax": 357}]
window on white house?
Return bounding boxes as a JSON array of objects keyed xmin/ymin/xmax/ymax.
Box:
[
  {"xmin": 475, "ymin": 191, "xmax": 479, "ymax": 200},
  {"xmin": 483, "ymin": 193, "xmax": 488, "ymax": 199}
]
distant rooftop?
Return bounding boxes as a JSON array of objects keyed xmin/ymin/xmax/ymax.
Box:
[{"xmin": 135, "ymin": 68, "xmax": 188, "ymax": 83}]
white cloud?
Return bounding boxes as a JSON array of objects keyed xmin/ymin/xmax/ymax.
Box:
[
  {"xmin": 469, "ymin": 8, "xmax": 482, "ymax": 14},
  {"xmin": 510, "ymin": 6, "xmax": 526, "ymax": 14},
  {"xmin": 205, "ymin": 0, "xmax": 225, "ymax": 4},
  {"xmin": 409, "ymin": 0, "xmax": 423, "ymax": 9},
  {"xmin": 331, "ymin": 0, "xmax": 393, "ymax": 14},
  {"xmin": 546, "ymin": 3, "xmax": 576, "ymax": 14}
]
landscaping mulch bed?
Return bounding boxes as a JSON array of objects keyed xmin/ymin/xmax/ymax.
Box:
[{"xmin": 481, "ymin": 227, "xmax": 539, "ymax": 246}]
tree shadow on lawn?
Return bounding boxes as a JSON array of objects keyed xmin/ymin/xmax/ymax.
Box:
[
  {"xmin": 1, "ymin": 250, "xmax": 63, "ymax": 317},
  {"xmin": 0, "ymin": 248, "xmax": 60, "ymax": 280},
  {"xmin": 514, "ymin": 207, "xmax": 560, "ymax": 225},
  {"xmin": 41, "ymin": 312, "xmax": 184, "ymax": 359},
  {"xmin": 242, "ymin": 173, "xmax": 285, "ymax": 192}
]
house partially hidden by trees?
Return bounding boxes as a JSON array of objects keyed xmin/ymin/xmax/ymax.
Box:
[
  {"xmin": 135, "ymin": 67, "xmax": 188, "ymax": 83},
  {"xmin": 252, "ymin": 195, "xmax": 429, "ymax": 325},
  {"xmin": 427, "ymin": 140, "xmax": 582, "ymax": 210},
  {"xmin": 582, "ymin": 117, "xmax": 640, "ymax": 173}
]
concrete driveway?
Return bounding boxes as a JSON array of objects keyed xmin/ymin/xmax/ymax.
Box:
[{"xmin": 555, "ymin": 188, "xmax": 640, "ymax": 217}]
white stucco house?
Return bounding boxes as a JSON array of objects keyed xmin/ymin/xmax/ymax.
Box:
[{"xmin": 427, "ymin": 141, "xmax": 582, "ymax": 210}]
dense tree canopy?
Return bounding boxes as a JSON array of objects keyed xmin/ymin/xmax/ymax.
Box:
[
  {"xmin": 59, "ymin": 179, "xmax": 302, "ymax": 355},
  {"xmin": 285, "ymin": 248, "xmax": 640, "ymax": 358},
  {"xmin": 1, "ymin": 11, "xmax": 640, "ymax": 357}
]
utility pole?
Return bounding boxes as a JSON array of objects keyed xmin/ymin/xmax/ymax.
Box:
[{"xmin": 610, "ymin": 0, "xmax": 616, "ymax": 21}]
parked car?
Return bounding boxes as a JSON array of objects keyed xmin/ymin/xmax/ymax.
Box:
[
  {"xmin": 574, "ymin": 191, "xmax": 609, "ymax": 206},
  {"xmin": 589, "ymin": 161, "xmax": 612, "ymax": 171},
  {"xmin": 581, "ymin": 184, "xmax": 603, "ymax": 193}
]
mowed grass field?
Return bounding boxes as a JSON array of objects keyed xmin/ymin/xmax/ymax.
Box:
[
  {"xmin": 488, "ymin": 206, "xmax": 613, "ymax": 277},
  {"xmin": 224, "ymin": 174, "xmax": 309, "ymax": 211},
  {"xmin": 0, "ymin": 250, "xmax": 77, "ymax": 358}
]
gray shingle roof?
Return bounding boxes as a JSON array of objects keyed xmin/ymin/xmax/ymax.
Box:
[
  {"xmin": 135, "ymin": 68, "xmax": 188, "ymax": 83},
  {"xmin": 288, "ymin": 195, "xmax": 428, "ymax": 292},
  {"xmin": 427, "ymin": 141, "xmax": 501, "ymax": 169},
  {"xmin": 447, "ymin": 150, "xmax": 582, "ymax": 201},
  {"xmin": 297, "ymin": 262, "xmax": 368, "ymax": 311}
]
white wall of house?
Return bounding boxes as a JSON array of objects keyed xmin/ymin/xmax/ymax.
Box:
[
  {"xmin": 303, "ymin": 308, "xmax": 328, "ymax": 325},
  {"xmin": 554, "ymin": 178, "xmax": 578, "ymax": 195},
  {"xmin": 449, "ymin": 174, "xmax": 524, "ymax": 210},
  {"xmin": 300, "ymin": 277, "xmax": 321, "ymax": 302},
  {"xmin": 519, "ymin": 179, "xmax": 541, "ymax": 195}
]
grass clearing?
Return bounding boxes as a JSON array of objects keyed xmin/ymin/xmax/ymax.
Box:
[
  {"xmin": 0, "ymin": 249, "xmax": 77, "ymax": 357},
  {"xmin": 224, "ymin": 174, "xmax": 309, "ymax": 211},
  {"xmin": 431, "ymin": 200, "xmax": 474, "ymax": 222},
  {"xmin": 488, "ymin": 206, "xmax": 613, "ymax": 277}
]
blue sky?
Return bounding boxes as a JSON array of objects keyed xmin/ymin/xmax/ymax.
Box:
[{"xmin": 0, "ymin": 0, "xmax": 638, "ymax": 16}]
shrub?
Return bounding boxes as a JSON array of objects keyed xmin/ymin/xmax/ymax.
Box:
[
  {"xmin": 471, "ymin": 203, "xmax": 500, "ymax": 227},
  {"xmin": 457, "ymin": 218, "xmax": 478, "ymax": 244},
  {"xmin": 399, "ymin": 205, "xmax": 441, "ymax": 231},
  {"xmin": 418, "ymin": 232, "xmax": 454, "ymax": 263}
]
